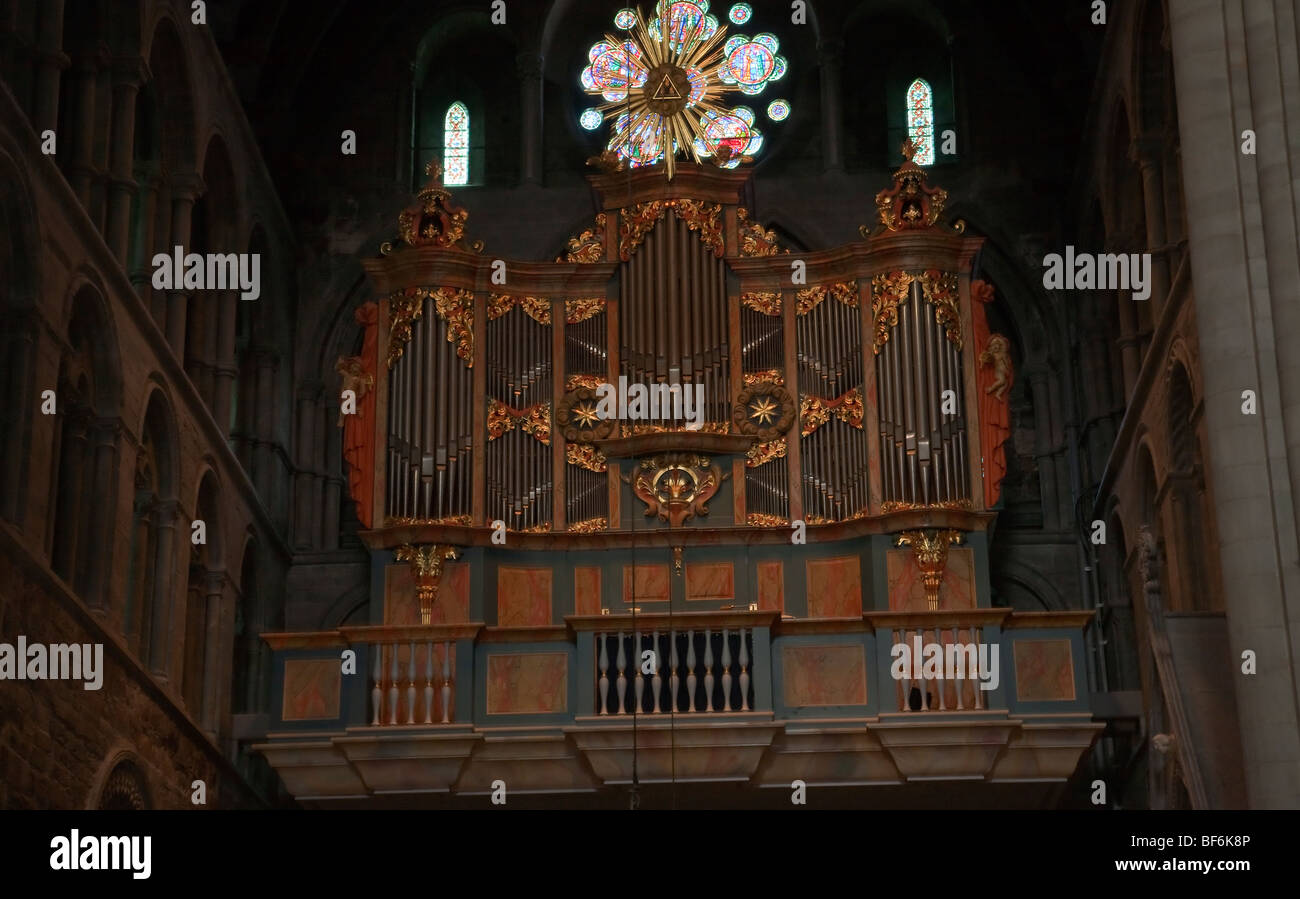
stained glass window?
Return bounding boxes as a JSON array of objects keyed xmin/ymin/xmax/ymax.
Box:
[
  {"xmin": 906, "ymin": 78, "xmax": 934, "ymax": 165},
  {"xmin": 443, "ymin": 102, "xmax": 469, "ymax": 186}
]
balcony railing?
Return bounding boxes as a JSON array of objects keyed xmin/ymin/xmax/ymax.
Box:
[{"xmin": 594, "ymin": 626, "xmax": 756, "ymax": 715}]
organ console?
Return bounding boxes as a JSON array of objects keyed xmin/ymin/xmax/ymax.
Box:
[{"xmin": 351, "ymin": 141, "xmax": 1008, "ymax": 619}]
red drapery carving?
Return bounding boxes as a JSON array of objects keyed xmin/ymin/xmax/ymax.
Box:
[
  {"xmin": 971, "ymin": 280, "xmax": 1013, "ymax": 508},
  {"xmin": 339, "ymin": 302, "xmax": 379, "ymax": 528}
]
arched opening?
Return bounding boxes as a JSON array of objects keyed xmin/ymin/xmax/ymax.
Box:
[
  {"xmin": 184, "ymin": 472, "xmax": 222, "ymax": 726},
  {"xmin": 125, "ymin": 389, "xmax": 178, "ymax": 673},
  {"xmin": 231, "ymin": 538, "xmax": 263, "ymax": 715},
  {"xmin": 96, "ymin": 759, "xmax": 151, "ymax": 810},
  {"xmin": 49, "ymin": 286, "xmax": 122, "ymax": 605},
  {"xmin": 186, "ymin": 136, "xmax": 237, "ymax": 410},
  {"xmin": 1166, "ymin": 363, "xmax": 1211, "ymax": 611}
]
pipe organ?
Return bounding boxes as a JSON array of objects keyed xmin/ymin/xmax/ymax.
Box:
[{"xmin": 356, "ymin": 145, "xmax": 997, "ymax": 556}]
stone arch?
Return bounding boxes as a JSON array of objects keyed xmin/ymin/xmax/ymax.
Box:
[
  {"xmin": 183, "ymin": 469, "xmax": 223, "ymax": 724},
  {"xmin": 231, "ymin": 532, "xmax": 267, "ymax": 715},
  {"xmin": 185, "ymin": 133, "xmax": 239, "ymax": 410},
  {"xmin": 991, "ymin": 560, "xmax": 1066, "ymax": 612},
  {"xmin": 87, "ymin": 748, "xmax": 152, "ymax": 810},
  {"xmin": 1165, "ymin": 360, "xmax": 1211, "ymax": 610},
  {"xmin": 144, "ymin": 16, "xmax": 197, "ymax": 176},
  {"xmin": 127, "ymin": 386, "xmax": 181, "ymax": 674},
  {"xmin": 48, "ymin": 282, "xmax": 123, "ymax": 604}
]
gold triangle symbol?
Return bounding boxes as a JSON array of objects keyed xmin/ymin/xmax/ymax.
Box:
[{"xmin": 652, "ymin": 73, "xmax": 682, "ymax": 101}]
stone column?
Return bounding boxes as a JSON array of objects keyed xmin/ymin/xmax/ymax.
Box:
[
  {"xmin": 253, "ymin": 353, "xmax": 277, "ymax": 502},
  {"xmin": 32, "ymin": 0, "xmax": 67, "ymax": 135},
  {"xmin": 67, "ymin": 50, "xmax": 102, "ymax": 208},
  {"xmin": 213, "ymin": 291, "xmax": 238, "ymax": 434},
  {"xmin": 1131, "ymin": 136, "xmax": 1171, "ymax": 318},
  {"xmin": 82, "ymin": 418, "xmax": 120, "ymax": 609},
  {"xmin": 105, "ymin": 58, "xmax": 144, "ymax": 265},
  {"xmin": 1170, "ymin": 0, "xmax": 1300, "ymax": 808},
  {"xmin": 294, "ymin": 389, "xmax": 318, "ymax": 550},
  {"xmin": 201, "ymin": 570, "xmax": 225, "ymax": 735},
  {"xmin": 1026, "ymin": 367, "xmax": 1060, "ymax": 531},
  {"xmin": 149, "ymin": 500, "xmax": 180, "ymax": 676},
  {"xmin": 817, "ymin": 39, "xmax": 844, "ymax": 174},
  {"xmin": 165, "ymin": 175, "xmax": 203, "ymax": 360},
  {"xmin": 1114, "ymin": 287, "xmax": 1140, "ymax": 398},
  {"xmin": 52, "ymin": 414, "xmax": 88, "ymax": 578},
  {"xmin": 517, "ymin": 51, "xmax": 544, "ymax": 185}
]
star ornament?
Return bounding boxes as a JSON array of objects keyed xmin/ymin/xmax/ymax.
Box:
[
  {"xmin": 581, "ymin": 2, "xmax": 789, "ymax": 180},
  {"xmin": 749, "ymin": 395, "xmax": 778, "ymax": 425},
  {"xmin": 574, "ymin": 401, "xmax": 601, "ymax": 428}
]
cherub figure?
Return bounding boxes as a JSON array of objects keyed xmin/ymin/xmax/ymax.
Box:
[{"xmin": 979, "ymin": 333, "xmax": 1012, "ymax": 399}]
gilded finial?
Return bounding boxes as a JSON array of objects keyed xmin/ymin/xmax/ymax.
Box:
[
  {"xmin": 425, "ymin": 159, "xmax": 443, "ymax": 181},
  {"xmin": 900, "ymin": 139, "xmax": 916, "ymax": 163}
]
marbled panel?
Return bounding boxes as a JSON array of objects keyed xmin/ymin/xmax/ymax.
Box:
[
  {"xmin": 623, "ymin": 563, "xmax": 670, "ymax": 603},
  {"xmin": 1013, "ymin": 639, "xmax": 1076, "ymax": 701},
  {"xmin": 574, "ymin": 566, "xmax": 602, "ymax": 616},
  {"xmin": 486, "ymin": 653, "xmax": 568, "ymax": 715},
  {"xmin": 782, "ymin": 644, "xmax": 867, "ymax": 706},
  {"xmin": 806, "ymin": 556, "xmax": 863, "ymax": 618},
  {"xmin": 497, "ymin": 567, "xmax": 552, "ymax": 627},
  {"xmin": 282, "ymin": 658, "xmax": 342, "ymax": 721},
  {"xmin": 686, "ymin": 562, "xmax": 734, "ymax": 602},
  {"xmin": 756, "ymin": 561, "xmax": 784, "ymax": 612}
]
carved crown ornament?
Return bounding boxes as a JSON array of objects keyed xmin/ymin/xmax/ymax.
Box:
[
  {"xmin": 861, "ymin": 140, "xmax": 965, "ymax": 237},
  {"xmin": 896, "ymin": 529, "xmax": 963, "ymax": 611},
  {"xmin": 623, "ymin": 453, "xmax": 728, "ymax": 528},
  {"xmin": 381, "ymin": 160, "xmax": 484, "ymax": 256},
  {"xmin": 394, "ymin": 543, "xmax": 461, "ymax": 625}
]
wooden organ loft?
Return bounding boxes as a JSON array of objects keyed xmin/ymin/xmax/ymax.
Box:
[{"xmin": 256, "ymin": 148, "xmax": 1101, "ymax": 807}]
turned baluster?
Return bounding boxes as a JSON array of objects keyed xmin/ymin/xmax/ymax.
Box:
[
  {"xmin": 441, "ymin": 641, "xmax": 452, "ymax": 723},
  {"xmin": 686, "ymin": 631, "xmax": 698, "ymax": 713},
  {"xmin": 739, "ymin": 628, "xmax": 750, "ymax": 711},
  {"xmin": 721, "ymin": 628, "xmax": 733, "ymax": 712},
  {"xmin": 615, "ymin": 630, "xmax": 627, "ymax": 715},
  {"xmin": 406, "ymin": 640, "xmax": 418, "ymax": 724},
  {"xmin": 598, "ymin": 632, "xmax": 610, "ymax": 715},
  {"xmin": 651, "ymin": 630, "xmax": 662, "ymax": 714},
  {"xmin": 704, "ymin": 628, "xmax": 715, "ymax": 713},
  {"xmin": 387, "ymin": 642, "xmax": 399, "ymax": 725},
  {"xmin": 371, "ymin": 642, "xmax": 383, "ymax": 726},
  {"xmin": 973, "ymin": 627, "xmax": 984, "ymax": 710},
  {"xmin": 952, "ymin": 627, "xmax": 964, "ymax": 710},
  {"xmin": 935, "ymin": 629, "xmax": 947, "ymax": 711},
  {"xmin": 669, "ymin": 631, "xmax": 681, "ymax": 713},
  {"xmin": 633, "ymin": 629, "xmax": 645, "ymax": 714},
  {"xmin": 423, "ymin": 640, "xmax": 435, "ymax": 724}
]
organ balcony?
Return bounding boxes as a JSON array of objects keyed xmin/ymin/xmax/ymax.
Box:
[{"xmin": 255, "ymin": 148, "xmax": 1101, "ymax": 805}]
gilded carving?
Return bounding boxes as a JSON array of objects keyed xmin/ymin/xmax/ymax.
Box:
[
  {"xmin": 733, "ymin": 381, "xmax": 795, "ymax": 440},
  {"xmin": 395, "ymin": 161, "xmax": 481, "ymax": 252},
  {"xmin": 746, "ymin": 512, "xmax": 789, "ymax": 527},
  {"xmin": 334, "ymin": 355, "xmax": 374, "ymax": 427},
  {"xmin": 565, "ymin": 443, "xmax": 608, "ymax": 472},
  {"xmin": 565, "ymin": 297, "xmax": 605, "ymax": 324},
  {"xmin": 558, "ymin": 213, "xmax": 608, "ymax": 264},
  {"xmin": 736, "ymin": 207, "xmax": 787, "ymax": 257},
  {"xmin": 556, "ymin": 386, "xmax": 618, "ymax": 443},
  {"xmin": 896, "ymin": 529, "xmax": 963, "ymax": 611},
  {"xmin": 394, "ymin": 543, "xmax": 461, "ymax": 624},
  {"xmin": 800, "ymin": 388, "xmax": 865, "ymax": 435},
  {"xmin": 880, "ymin": 499, "xmax": 973, "ymax": 514},
  {"xmin": 432, "ymin": 287, "xmax": 475, "ymax": 366},
  {"xmin": 795, "ymin": 281, "xmax": 859, "ymax": 316},
  {"xmin": 745, "ymin": 438, "xmax": 787, "ymax": 468},
  {"xmin": 624, "ymin": 453, "xmax": 728, "ymax": 527},
  {"xmin": 567, "ymin": 516, "xmax": 608, "ymax": 534},
  {"xmin": 919, "ymin": 270, "xmax": 962, "ymax": 349},
  {"xmin": 869, "ymin": 140, "xmax": 948, "ymax": 233},
  {"xmin": 488, "ymin": 293, "xmax": 551, "ymax": 324},
  {"xmin": 487, "ymin": 397, "xmax": 552, "ymax": 444},
  {"xmin": 869, "ymin": 271, "xmax": 912, "ymax": 355},
  {"xmin": 741, "ymin": 291, "xmax": 782, "ymax": 316},
  {"xmin": 743, "ymin": 368, "xmax": 785, "ymax": 387},
  {"xmin": 619, "ymin": 198, "xmax": 724, "ymax": 261}
]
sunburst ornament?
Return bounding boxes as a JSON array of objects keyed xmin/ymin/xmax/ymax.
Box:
[{"xmin": 580, "ymin": 1, "xmax": 789, "ymax": 180}]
